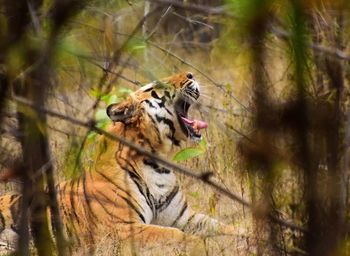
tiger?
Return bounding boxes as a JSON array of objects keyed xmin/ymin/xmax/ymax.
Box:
[{"xmin": 0, "ymin": 72, "xmax": 235, "ymax": 254}]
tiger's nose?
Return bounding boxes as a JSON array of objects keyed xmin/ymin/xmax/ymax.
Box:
[
  {"xmin": 106, "ymin": 104, "xmax": 115, "ymax": 118},
  {"xmin": 186, "ymin": 72, "xmax": 193, "ymax": 79}
]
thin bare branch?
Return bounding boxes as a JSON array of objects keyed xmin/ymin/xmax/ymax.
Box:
[
  {"xmin": 149, "ymin": 0, "xmax": 231, "ymax": 16},
  {"xmin": 271, "ymin": 26, "xmax": 350, "ymax": 61},
  {"xmin": 145, "ymin": 4, "xmax": 173, "ymax": 40}
]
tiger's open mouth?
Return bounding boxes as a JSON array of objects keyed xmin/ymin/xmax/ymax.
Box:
[{"xmin": 175, "ymin": 98, "xmax": 208, "ymax": 140}]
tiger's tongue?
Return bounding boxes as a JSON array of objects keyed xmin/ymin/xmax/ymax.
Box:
[{"xmin": 180, "ymin": 116, "xmax": 208, "ymax": 130}]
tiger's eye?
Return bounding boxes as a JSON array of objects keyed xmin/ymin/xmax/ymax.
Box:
[{"xmin": 186, "ymin": 72, "xmax": 193, "ymax": 79}]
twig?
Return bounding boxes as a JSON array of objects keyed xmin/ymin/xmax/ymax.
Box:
[
  {"xmin": 271, "ymin": 26, "xmax": 350, "ymax": 61},
  {"xmin": 69, "ymin": 54, "xmax": 141, "ymax": 86},
  {"xmin": 224, "ymin": 122, "xmax": 255, "ymax": 144},
  {"xmin": 195, "ymin": 102, "xmax": 251, "ymax": 118},
  {"xmin": 149, "ymin": 0, "xmax": 232, "ymax": 16},
  {"xmin": 32, "ymin": 158, "xmax": 55, "ymax": 181},
  {"xmin": 13, "ymin": 95, "xmax": 306, "ymax": 233},
  {"xmin": 27, "ymin": 0, "xmax": 41, "ymax": 34},
  {"xmin": 146, "ymin": 5, "xmax": 173, "ymax": 40},
  {"xmin": 0, "ymin": 126, "xmax": 21, "ymax": 138},
  {"xmin": 47, "ymin": 124, "xmax": 82, "ymax": 138},
  {"xmin": 72, "ymin": 130, "xmax": 90, "ymax": 176},
  {"xmin": 172, "ymin": 11, "xmax": 214, "ymax": 30}
]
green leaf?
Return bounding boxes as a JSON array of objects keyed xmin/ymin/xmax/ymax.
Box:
[
  {"xmin": 87, "ymin": 131, "xmax": 97, "ymax": 141},
  {"xmin": 173, "ymin": 138, "xmax": 207, "ymax": 162},
  {"xmin": 90, "ymin": 87, "xmax": 101, "ymax": 98},
  {"xmin": 100, "ymin": 94, "xmax": 119, "ymax": 105},
  {"xmin": 100, "ymin": 94, "xmax": 111, "ymax": 104},
  {"xmin": 107, "ymin": 94, "xmax": 119, "ymax": 105},
  {"xmin": 199, "ymin": 137, "xmax": 207, "ymax": 150},
  {"xmin": 95, "ymin": 109, "xmax": 108, "ymax": 121},
  {"xmin": 132, "ymin": 44, "xmax": 146, "ymax": 50},
  {"xmin": 56, "ymin": 36, "xmax": 86, "ymax": 57},
  {"xmin": 189, "ymin": 191, "xmax": 200, "ymax": 199},
  {"xmin": 173, "ymin": 148, "xmax": 204, "ymax": 162},
  {"xmin": 118, "ymin": 88, "xmax": 133, "ymax": 95},
  {"xmin": 127, "ymin": 39, "xmax": 146, "ymax": 52}
]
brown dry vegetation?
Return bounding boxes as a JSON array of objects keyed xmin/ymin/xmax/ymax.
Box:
[{"xmin": 1, "ymin": 0, "xmax": 350, "ymax": 255}]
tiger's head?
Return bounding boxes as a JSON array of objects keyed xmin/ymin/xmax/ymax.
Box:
[{"xmin": 106, "ymin": 72, "xmax": 207, "ymax": 153}]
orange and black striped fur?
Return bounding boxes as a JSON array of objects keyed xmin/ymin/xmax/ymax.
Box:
[{"xmin": 0, "ymin": 72, "xmax": 234, "ymax": 251}]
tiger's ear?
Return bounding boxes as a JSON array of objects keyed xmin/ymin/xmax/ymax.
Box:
[{"xmin": 106, "ymin": 100, "xmax": 139, "ymax": 124}]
